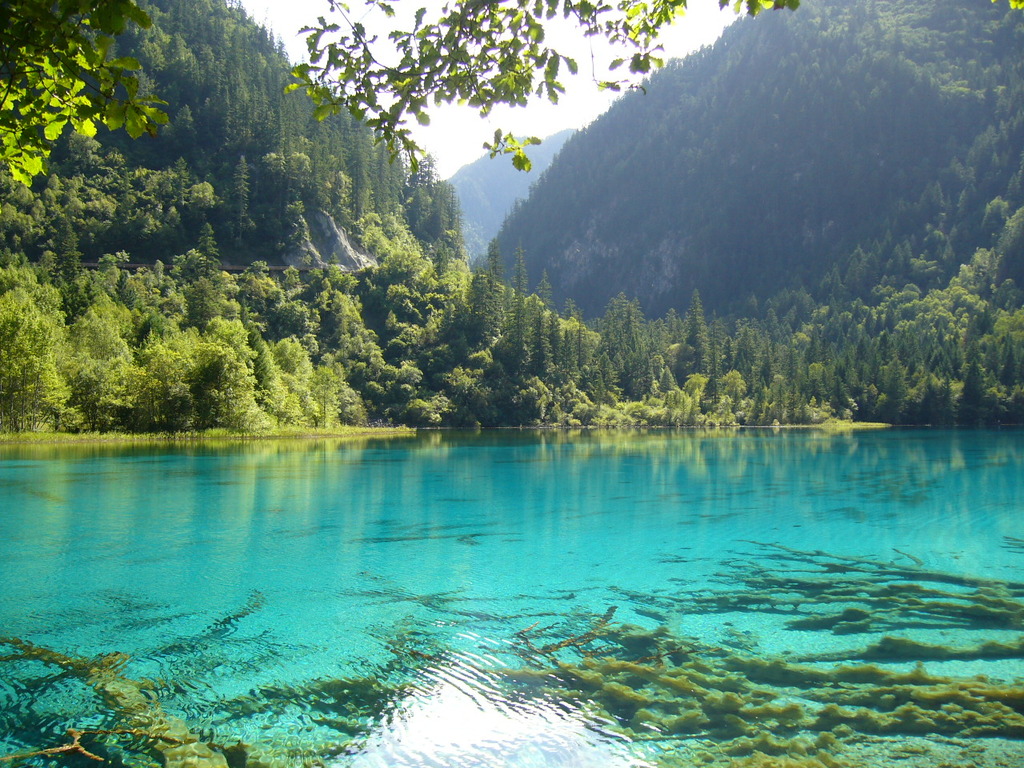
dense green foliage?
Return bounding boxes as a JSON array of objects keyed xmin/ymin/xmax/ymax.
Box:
[
  {"xmin": 498, "ymin": 0, "xmax": 1024, "ymax": 319},
  {"xmin": 2, "ymin": 0, "xmax": 1024, "ymax": 434},
  {"xmin": 0, "ymin": 0, "xmax": 167, "ymax": 185},
  {"xmin": 4, "ymin": 226, "xmax": 1024, "ymax": 432}
]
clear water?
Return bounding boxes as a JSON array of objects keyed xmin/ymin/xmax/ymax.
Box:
[{"xmin": 1, "ymin": 429, "xmax": 1022, "ymax": 768}]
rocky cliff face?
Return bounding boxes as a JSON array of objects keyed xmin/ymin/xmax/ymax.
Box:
[{"xmin": 284, "ymin": 210, "xmax": 377, "ymax": 270}]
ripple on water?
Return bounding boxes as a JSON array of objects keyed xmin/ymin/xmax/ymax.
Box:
[{"xmin": 339, "ymin": 652, "xmax": 649, "ymax": 768}]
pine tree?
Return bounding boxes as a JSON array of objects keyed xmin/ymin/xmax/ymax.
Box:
[
  {"xmin": 504, "ymin": 248, "xmax": 530, "ymax": 374},
  {"xmin": 678, "ymin": 289, "xmax": 709, "ymax": 381},
  {"xmin": 537, "ymin": 270, "xmax": 554, "ymax": 310},
  {"xmin": 958, "ymin": 343, "xmax": 986, "ymax": 424},
  {"xmin": 233, "ymin": 154, "xmax": 253, "ymax": 242}
]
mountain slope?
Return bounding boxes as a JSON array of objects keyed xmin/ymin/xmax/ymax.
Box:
[
  {"xmin": 496, "ymin": 0, "xmax": 1024, "ymax": 317},
  {"xmin": 450, "ymin": 129, "xmax": 573, "ymax": 260},
  {"xmin": 0, "ymin": 0, "xmax": 461, "ymax": 272}
]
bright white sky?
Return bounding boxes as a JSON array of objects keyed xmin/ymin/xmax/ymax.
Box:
[{"xmin": 241, "ymin": 0, "xmax": 737, "ymax": 178}]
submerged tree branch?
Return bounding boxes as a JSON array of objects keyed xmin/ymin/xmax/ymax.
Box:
[{"xmin": 0, "ymin": 728, "xmax": 190, "ymax": 764}]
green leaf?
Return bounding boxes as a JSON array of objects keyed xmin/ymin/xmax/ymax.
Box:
[
  {"xmin": 105, "ymin": 102, "xmax": 126, "ymax": 131},
  {"xmin": 125, "ymin": 108, "xmax": 146, "ymax": 139},
  {"xmin": 512, "ymin": 150, "xmax": 532, "ymax": 172},
  {"xmin": 124, "ymin": 4, "xmax": 152, "ymax": 29},
  {"xmin": 141, "ymin": 105, "xmax": 169, "ymax": 125},
  {"xmin": 108, "ymin": 57, "xmax": 141, "ymax": 71},
  {"xmin": 43, "ymin": 120, "xmax": 67, "ymax": 141},
  {"xmin": 313, "ymin": 103, "xmax": 335, "ymax": 121},
  {"xmin": 9, "ymin": 165, "xmax": 32, "ymax": 187},
  {"xmin": 629, "ymin": 53, "xmax": 651, "ymax": 73},
  {"xmin": 20, "ymin": 154, "xmax": 43, "ymax": 179}
]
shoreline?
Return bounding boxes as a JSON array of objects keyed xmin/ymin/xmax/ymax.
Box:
[
  {"xmin": 0, "ymin": 426, "xmax": 416, "ymax": 446},
  {"xmin": 18, "ymin": 421, "xmax": 1024, "ymax": 446}
]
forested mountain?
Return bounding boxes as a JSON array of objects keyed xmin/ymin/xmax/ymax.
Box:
[
  {"xmin": 0, "ymin": 0, "xmax": 462, "ymax": 273},
  {"xmin": 451, "ymin": 129, "xmax": 572, "ymax": 261},
  {"xmin": 497, "ymin": 0, "xmax": 1024, "ymax": 318},
  {"xmin": 2, "ymin": 0, "xmax": 1024, "ymax": 434}
]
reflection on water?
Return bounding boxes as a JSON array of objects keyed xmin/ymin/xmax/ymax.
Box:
[
  {"xmin": 0, "ymin": 429, "xmax": 1022, "ymax": 767},
  {"xmin": 344, "ymin": 650, "xmax": 644, "ymax": 768}
]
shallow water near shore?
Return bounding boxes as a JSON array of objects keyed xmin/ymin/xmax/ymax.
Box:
[{"xmin": 1, "ymin": 429, "xmax": 1022, "ymax": 767}]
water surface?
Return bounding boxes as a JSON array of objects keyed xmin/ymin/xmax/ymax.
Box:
[{"xmin": 1, "ymin": 429, "xmax": 1022, "ymax": 767}]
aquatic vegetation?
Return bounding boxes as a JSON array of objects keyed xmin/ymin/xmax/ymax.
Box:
[
  {"xmin": 615, "ymin": 541, "xmax": 1024, "ymax": 638},
  {"xmin": 2, "ymin": 535, "xmax": 1021, "ymax": 768},
  {"xmin": 0, "ymin": 636, "xmax": 228, "ymax": 768},
  {"xmin": 0, "ymin": 600, "xmax": 454, "ymax": 768},
  {"xmin": 1005, "ymin": 536, "xmax": 1024, "ymax": 555},
  {"xmin": 3, "ymin": 596, "xmax": 1023, "ymax": 766},
  {"xmin": 495, "ymin": 545, "xmax": 1024, "ymax": 767},
  {"xmin": 502, "ymin": 616, "xmax": 1024, "ymax": 766}
]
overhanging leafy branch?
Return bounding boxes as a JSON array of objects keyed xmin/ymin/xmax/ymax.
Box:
[
  {"xmin": 289, "ymin": 0, "xmax": 802, "ymax": 171},
  {"xmin": 0, "ymin": 0, "xmax": 168, "ymax": 185}
]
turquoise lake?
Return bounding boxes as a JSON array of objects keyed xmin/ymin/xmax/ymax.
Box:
[{"xmin": 1, "ymin": 429, "xmax": 1022, "ymax": 768}]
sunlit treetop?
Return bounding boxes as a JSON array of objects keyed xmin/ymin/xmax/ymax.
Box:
[{"xmin": 0, "ymin": 0, "xmax": 167, "ymax": 185}]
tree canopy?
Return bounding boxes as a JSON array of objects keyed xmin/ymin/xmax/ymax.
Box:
[
  {"xmin": 0, "ymin": 0, "xmax": 461, "ymax": 272},
  {"xmin": 0, "ymin": 0, "xmax": 167, "ymax": 185}
]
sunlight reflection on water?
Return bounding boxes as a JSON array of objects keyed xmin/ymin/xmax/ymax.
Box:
[{"xmin": 342, "ymin": 652, "xmax": 647, "ymax": 768}]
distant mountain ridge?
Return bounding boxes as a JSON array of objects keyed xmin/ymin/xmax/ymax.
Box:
[
  {"xmin": 496, "ymin": 0, "xmax": 1024, "ymax": 317},
  {"xmin": 450, "ymin": 129, "xmax": 573, "ymax": 260}
]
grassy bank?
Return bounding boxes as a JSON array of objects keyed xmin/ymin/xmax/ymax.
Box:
[
  {"xmin": 771, "ymin": 420, "xmax": 892, "ymax": 431},
  {"xmin": 0, "ymin": 425, "xmax": 415, "ymax": 445},
  {"xmin": 0, "ymin": 421, "xmax": 899, "ymax": 446}
]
